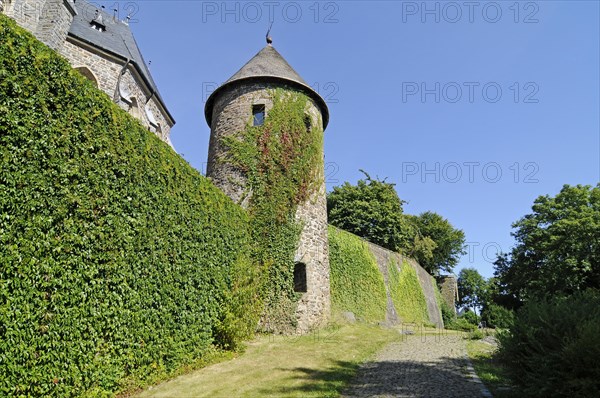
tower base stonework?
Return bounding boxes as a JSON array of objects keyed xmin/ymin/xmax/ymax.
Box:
[{"xmin": 294, "ymin": 187, "xmax": 331, "ymax": 332}]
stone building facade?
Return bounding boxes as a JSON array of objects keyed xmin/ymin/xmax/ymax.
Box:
[
  {"xmin": 1, "ymin": 0, "xmax": 174, "ymax": 144},
  {"xmin": 205, "ymin": 44, "xmax": 331, "ymax": 332}
]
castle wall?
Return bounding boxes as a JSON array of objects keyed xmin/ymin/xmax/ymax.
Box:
[
  {"xmin": 2, "ymin": 0, "xmax": 173, "ymax": 144},
  {"xmin": 60, "ymin": 40, "xmax": 171, "ymax": 140},
  {"xmin": 437, "ymin": 275, "xmax": 459, "ymax": 313},
  {"xmin": 5, "ymin": 0, "xmax": 42, "ymax": 32},
  {"xmin": 61, "ymin": 39, "xmax": 121, "ymax": 95},
  {"xmin": 208, "ymin": 82, "xmax": 330, "ymax": 332},
  {"xmin": 35, "ymin": 0, "xmax": 74, "ymax": 51},
  {"xmin": 364, "ymin": 239, "xmax": 444, "ymax": 327},
  {"xmin": 117, "ymin": 68, "xmax": 172, "ymax": 140}
]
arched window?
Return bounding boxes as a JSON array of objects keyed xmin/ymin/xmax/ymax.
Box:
[
  {"xmin": 119, "ymin": 80, "xmax": 132, "ymax": 103},
  {"xmin": 293, "ymin": 262, "xmax": 307, "ymax": 293},
  {"xmin": 74, "ymin": 66, "xmax": 98, "ymax": 88},
  {"xmin": 129, "ymin": 97, "xmax": 141, "ymax": 119}
]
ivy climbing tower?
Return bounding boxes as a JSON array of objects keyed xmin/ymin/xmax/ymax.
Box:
[{"xmin": 204, "ymin": 38, "xmax": 330, "ymax": 332}]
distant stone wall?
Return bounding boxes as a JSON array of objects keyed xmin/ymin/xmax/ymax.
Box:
[
  {"xmin": 363, "ymin": 242, "xmax": 400, "ymax": 325},
  {"xmin": 364, "ymin": 240, "xmax": 444, "ymax": 327},
  {"xmin": 437, "ymin": 275, "xmax": 459, "ymax": 313}
]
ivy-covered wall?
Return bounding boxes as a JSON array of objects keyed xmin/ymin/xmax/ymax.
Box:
[
  {"xmin": 387, "ymin": 258, "xmax": 430, "ymax": 324},
  {"xmin": 329, "ymin": 226, "xmax": 443, "ymax": 327},
  {"xmin": 328, "ymin": 227, "xmax": 388, "ymax": 323},
  {"xmin": 0, "ymin": 16, "xmax": 257, "ymax": 396}
]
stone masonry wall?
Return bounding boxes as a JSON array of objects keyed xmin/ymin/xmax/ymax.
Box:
[
  {"xmin": 207, "ymin": 82, "xmax": 330, "ymax": 332},
  {"xmin": 437, "ymin": 275, "xmax": 458, "ymax": 314},
  {"xmin": 363, "ymin": 239, "xmax": 444, "ymax": 327},
  {"xmin": 207, "ymin": 83, "xmax": 274, "ymax": 205},
  {"xmin": 60, "ymin": 40, "xmax": 172, "ymax": 141},
  {"xmin": 61, "ymin": 40, "xmax": 120, "ymax": 99},
  {"xmin": 35, "ymin": 0, "xmax": 74, "ymax": 51},
  {"xmin": 295, "ymin": 183, "xmax": 331, "ymax": 332},
  {"xmin": 5, "ymin": 0, "xmax": 43, "ymax": 33},
  {"xmin": 3, "ymin": 0, "xmax": 172, "ymax": 144}
]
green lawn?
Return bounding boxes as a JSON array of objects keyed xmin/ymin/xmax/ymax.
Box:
[
  {"xmin": 466, "ymin": 339, "xmax": 513, "ymax": 398},
  {"xmin": 135, "ymin": 323, "xmax": 399, "ymax": 398}
]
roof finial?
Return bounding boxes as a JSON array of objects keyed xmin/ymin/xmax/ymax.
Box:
[{"xmin": 266, "ymin": 22, "xmax": 273, "ymax": 45}]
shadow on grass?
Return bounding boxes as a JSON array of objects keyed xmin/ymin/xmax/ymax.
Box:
[{"xmin": 257, "ymin": 356, "xmax": 488, "ymax": 397}]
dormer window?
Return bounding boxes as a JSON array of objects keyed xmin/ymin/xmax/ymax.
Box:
[
  {"xmin": 252, "ymin": 104, "xmax": 265, "ymax": 126},
  {"xmin": 90, "ymin": 11, "xmax": 106, "ymax": 32}
]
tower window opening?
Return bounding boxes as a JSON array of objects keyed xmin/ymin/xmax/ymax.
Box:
[
  {"xmin": 293, "ymin": 262, "xmax": 307, "ymax": 293},
  {"xmin": 252, "ymin": 104, "xmax": 265, "ymax": 126},
  {"xmin": 304, "ymin": 115, "xmax": 312, "ymax": 131}
]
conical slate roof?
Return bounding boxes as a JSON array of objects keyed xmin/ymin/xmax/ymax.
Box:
[{"xmin": 205, "ymin": 45, "xmax": 329, "ymax": 129}]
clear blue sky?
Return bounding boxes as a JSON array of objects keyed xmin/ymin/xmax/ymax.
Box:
[{"xmin": 96, "ymin": 1, "xmax": 599, "ymax": 278}]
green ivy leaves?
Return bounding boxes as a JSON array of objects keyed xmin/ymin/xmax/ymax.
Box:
[
  {"xmin": 222, "ymin": 89, "xmax": 324, "ymax": 333},
  {"xmin": 0, "ymin": 15, "xmax": 253, "ymax": 396}
]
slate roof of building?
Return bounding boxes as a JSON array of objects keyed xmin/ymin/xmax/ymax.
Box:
[
  {"xmin": 68, "ymin": 1, "xmax": 174, "ymax": 124},
  {"xmin": 205, "ymin": 45, "xmax": 329, "ymax": 129}
]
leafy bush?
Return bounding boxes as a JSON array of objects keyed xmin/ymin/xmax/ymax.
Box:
[
  {"xmin": 461, "ymin": 309, "xmax": 479, "ymax": 325},
  {"xmin": 439, "ymin": 296, "xmax": 457, "ymax": 326},
  {"xmin": 328, "ymin": 227, "xmax": 387, "ymax": 323},
  {"xmin": 498, "ymin": 290, "xmax": 600, "ymax": 397},
  {"xmin": 0, "ymin": 16, "xmax": 256, "ymax": 396},
  {"xmin": 481, "ymin": 304, "xmax": 514, "ymax": 329},
  {"xmin": 445, "ymin": 317, "xmax": 477, "ymax": 332},
  {"xmin": 468, "ymin": 329, "xmax": 485, "ymax": 340},
  {"xmin": 388, "ymin": 258, "xmax": 429, "ymax": 324}
]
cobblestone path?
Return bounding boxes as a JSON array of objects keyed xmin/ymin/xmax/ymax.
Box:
[{"xmin": 343, "ymin": 333, "xmax": 491, "ymax": 397}]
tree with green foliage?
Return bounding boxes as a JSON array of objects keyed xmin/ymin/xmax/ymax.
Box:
[
  {"xmin": 498, "ymin": 289, "xmax": 600, "ymax": 396},
  {"xmin": 457, "ymin": 268, "xmax": 487, "ymax": 316},
  {"xmin": 494, "ymin": 184, "xmax": 600, "ymax": 305},
  {"xmin": 327, "ymin": 170, "xmax": 413, "ymax": 252},
  {"xmin": 480, "ymin": 303, "xmax": 514, "ymax": 329},
  {"xmin": 406, "ymin": 212, "xmax": 466, "ymax": 275},
  {"xmin": 328, "ymin": 174, "xmax": 465, "ymax": 276}
]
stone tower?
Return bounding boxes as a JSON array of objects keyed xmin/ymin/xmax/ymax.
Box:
[{"xmin": 204, "ymin": 41, "xmax": 330, "ymax": 332}]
